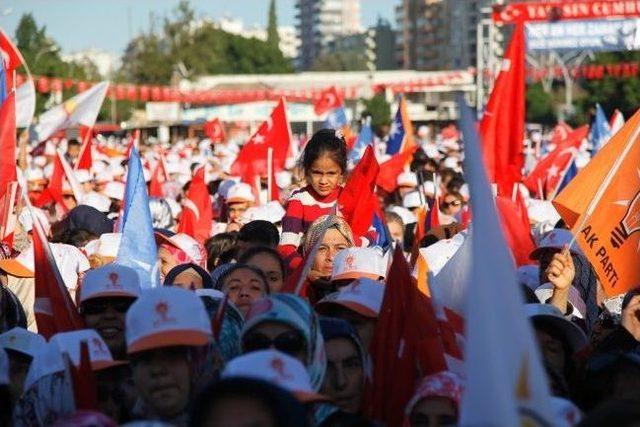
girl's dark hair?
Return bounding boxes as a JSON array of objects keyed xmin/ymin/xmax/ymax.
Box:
[
  {"xmin": 218, "ymin": 263, "xmax": 270, "ymax": 294},
  {"xmin": 238, "ymin": 246, "xmax": 286, "ymax": 280},
  {"xmin": 205, "ymin": 232, "xmax": 238, "ymax": 271},
  {"xmin": 302, "ymin": 129, "xmax": 347, "ymax": 174},
  {"xmin": 189, "ymin": 377, "xmax": 310, "ymax": 427}
]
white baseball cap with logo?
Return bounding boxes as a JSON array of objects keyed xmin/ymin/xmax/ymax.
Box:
[
  {"xmin": 529, "ymin": 229, "xmax": 582, "ymax": 260},
  {"xmin": 331, "ymin": 247, "xmax": 386, "ymax": 281},
  {"xmin": 80, "ymin": 263, "xmax": 141, "ymax": 303},
  {"xmin": 222, "ymin": 349, "xmax": 328, "ymax": 403},
  {"xmin": 155, "ymin": 232, "xmax": 207, "ymax": 268},
  {"xmin": 0, "ymin": 327, "xmax": 46, "ymax": 358},
  {"xmin": 126, "ymin": 287, "xmax": 211, "ymax": 354},
  {"xmin": 226, "ymin": 182, "xmax": 256, "ymax": 204},
  {"xmin": 0, "ymin": 242, "xmax": 90, "ymax": 291},
  {"xmin": 316, "ymin": 277, "xmax": 385, "ymax": 319}
]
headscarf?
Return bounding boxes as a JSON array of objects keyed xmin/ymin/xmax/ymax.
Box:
[
  {"xmin": 302, "ymin": 215, "xmax": 354, "ymax": 256},
  {"xmin": 159, "ymin": 243, "xmax": 191, "ymax": 264},
  {"xmin": 164, "ymin": 263, "xmax": 214, "ymax": 289},
  {"xmin": 319, "ymin": 316, "xmax": 365, "ymax": 368},
  {"xmin": 404, "ymin": 371, "xmax": 465, "ymax": 417},
  {"xmin": 198, "ymin": 292, "xmax": 244, "ymax": 363},
  {"xmin": 211, "ymin": 263, "xmax": 235, "ymax": 290},
  {"xmin": 242, "ymin": 294, "xmax": 326, "ymax": 390}
]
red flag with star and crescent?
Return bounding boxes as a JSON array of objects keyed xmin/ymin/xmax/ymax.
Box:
[
  {"xmin": 314, "ymin": 86, "xmax": 343, "ymax": 116},
  {"xmin": 204, "ymin": 117, "xmax": 226, "ymax": 143}
]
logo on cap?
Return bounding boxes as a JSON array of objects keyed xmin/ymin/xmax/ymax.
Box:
[
  {"xmin": 153, "ymin": 300, "xmax": 176, "ymax": 327},
  {"xmin": 270, "ymin": 357, "xmax": 292, "ymax": 381},
  {"xmin": 107, "ymin": 272, "xmax": 121, "ymax": 289},
  {"xmin": 91, "ymin": 337, "xmax": 108, "ymax": 355},
  {"xmin": 344, "ymin": 254, "xmax": 356, "ymax": 270}
]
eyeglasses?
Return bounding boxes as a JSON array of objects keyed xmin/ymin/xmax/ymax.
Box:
[
  {"xmin": 80, "ymin": 298, "xmax": 134, "ymax": 316},
  {"xmin": 242, "ymin": 330, "xmax": 306, "ymax": 357},
  {"xmin": 442, "ymin": 199, "xmax": 462, "ymax": 208}
]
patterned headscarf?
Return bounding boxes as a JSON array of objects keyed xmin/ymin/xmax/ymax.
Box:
[
  {"xmin": 405, "ymin": 371, "xmax": 465, "ymax": 417},
  {"xmin": 242, "ymin": 294, "xmax": 326, "ymax": 390},
  {"xmin": 302, "ymin": 215, "xmax": 354, "ymax": 256}
]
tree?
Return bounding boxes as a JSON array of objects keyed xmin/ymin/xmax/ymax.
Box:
[
  {"xmin": 267, "ymin": 0, "xmax": 280, "ymax": 50},
  {"xmin": 526, "ymin": 83, "xmax": 556, "ymax": 125},
  {"xmin": 361, "ymin": 93, "xmax": 391, "ymax": 135},
  {"xmin": 311, "ymin": 52, "xmax": 368, "ymax": 72}
]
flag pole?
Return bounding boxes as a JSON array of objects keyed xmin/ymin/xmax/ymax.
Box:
[
  {"xmin": 267, "ymin": 147, "xmax": 273, "ymax": 202},
  {"xmin": 568, "ymin": 119, "xmax": 640, "ymax": 247}
]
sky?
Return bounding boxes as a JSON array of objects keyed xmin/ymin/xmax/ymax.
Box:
[{"xmin": 0, "ymin": 0, "xmax": 398, "ymax": 56}]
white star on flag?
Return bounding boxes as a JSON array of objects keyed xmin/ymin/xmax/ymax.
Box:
[
  {"xmin": 389, "ymin": 121, "xmax": 400, "ymax": 137},
  {"xmin": 252, "ymin": 134, "xmax": 265, "ymax": 144},
  {"xmin": 547, "ymin": 165, "xmax": 559, "ymax": 178}
]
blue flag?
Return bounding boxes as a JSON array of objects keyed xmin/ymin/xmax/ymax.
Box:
[
  {"xmin": 556, "ymin": 158, "xmax": 578, "ymax": 195},
  {"xmin": 324, "ymin": 106, "xmax": 348, "ymax": 129},
  {"xmin": 386, "ymin": 102, "xmax": 405, "ymax": 155},
  {"xmin": 371, "ymin": 212, "xmax": 392, "ymax": 250},
  {"xmin": 116, "ymin": 146, "xmax": 159, "ymax": 288},
  {"xmin": 348, "ymin": 118, "xmax": 374, "ymax": 165},
  {"xmin": 589, "ymin": 104, "xmax": 611, "ymax": 154}
]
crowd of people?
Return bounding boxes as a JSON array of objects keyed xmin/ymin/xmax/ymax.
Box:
[{"xmin": 1, "ymin": 120, "xmax": 640, "ymax": 427}]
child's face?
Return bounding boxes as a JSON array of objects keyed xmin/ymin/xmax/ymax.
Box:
[{"xmin": 307, "ymin": 153, "xmax": 343, "ymax": 197}]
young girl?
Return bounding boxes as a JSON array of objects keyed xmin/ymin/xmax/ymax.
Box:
[{"xmin": 279, "ymin": 129, "xmax": 347, "ymax": 268}]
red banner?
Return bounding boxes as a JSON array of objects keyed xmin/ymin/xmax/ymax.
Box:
[{"xmin": 493, "ymin": 1, "xmax": 640, "ymax": 23}]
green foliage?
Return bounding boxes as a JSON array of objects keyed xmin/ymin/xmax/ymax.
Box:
[
  {"xmin": 267, "ymin": 0, "xmax": 280, "ymax": 50},
  {"xmin": 310, "ymin": 52, "xmax": 368, "ymax": 72},
  {"xmin": 361, "ymin": 93, "xmax": 391, "ymax": 132},
  {"xmin": 526, "ymin": 83, "xmax": 556, "ymax": 125}
]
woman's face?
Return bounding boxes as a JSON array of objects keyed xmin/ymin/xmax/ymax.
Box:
[
  {"xmin": 312, "ymin": 228, "xmax": 351, "ymax": 278},
  {"xmin": 245, "ymin": 253, "xmax": 284, "ymax": 293},
  {"xmin": 441, "ymin": 195, "xmax": 463, "ymax": 216},
  {"xmin": 388, "ymin": 221, "xmax": 404, "ymax": 245},
  {"xmin": 204, "ymin": 396, "xmax": 276, "ymax": 427},
  {"xmin": 158, "ymin": 246, "xmax": 180, "ymax": 278},
  {"xmin": 81, "ymin": 297, "xmax": 134, "ymax": 360},
  {"xmin": 321, "ymin": 337, "xmax": 364, "ymax": 414},
  {"xmin": 131, "ymin": 347, "xmax": 192, "ymax": 420},
  {"xmin": 243, "ymin": 321, "xmax": 307, "ymax": 365},
  {"xmin": 409, "ymin": 396, "xmax": 457, "ymax": 427},
  {"xmin": 222, "ymin": 268, "xmax": 268, "ymax": 316},
  {"xmin": 172, "ymin": 268, "xmax": 204, "ymax": 291}
]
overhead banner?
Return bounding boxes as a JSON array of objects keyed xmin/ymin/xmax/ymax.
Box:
[
  {"xmin": 493, "ymin": 1, "xmax": 640, "ymax": 24},
  {"xmin": 526, "ymin": 18, "xmax": 640, "ymax": 51}
]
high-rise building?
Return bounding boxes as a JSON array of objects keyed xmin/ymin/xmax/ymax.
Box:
[{"xmin": 295, "ymin": 0, "xmax": 362, "ymax": 70}]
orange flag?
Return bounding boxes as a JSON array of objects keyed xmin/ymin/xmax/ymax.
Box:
[{"xmin": 553, "ymin": 108, "xmax": 640, "ymax": 297}]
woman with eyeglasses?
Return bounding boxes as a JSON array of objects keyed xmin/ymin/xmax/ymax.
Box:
[
  {"xmin": 241, "ymin": 294, "xmax": 326, "ymax": 391},
  {"xmin": 218, "ymin": 264, "xmax": 270, "ymax": 317},
  {"xmin": 438, "ymin": 191, "xmax": 465, "ymax": 225},
  {"xmin": 78, "ymin": 263, "xmax": 142, "ymax": 361}
]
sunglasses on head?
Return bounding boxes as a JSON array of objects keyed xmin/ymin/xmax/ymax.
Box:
[
  {"xmin": 242, "ymin": 330, "xmax": 306, "ymax": 356},
  {"xmin": 80, "ymin": 298, "xmax": 134, "ymax": 316}
]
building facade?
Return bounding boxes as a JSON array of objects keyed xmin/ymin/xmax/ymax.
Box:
[{"xmin": 295, "ymin": 0, "xmax": 363, "ymax": 70}]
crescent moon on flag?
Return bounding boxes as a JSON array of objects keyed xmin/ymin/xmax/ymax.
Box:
[{"xmin": 265, "ymin": 117, "xmax": 273, "ymax": 131}]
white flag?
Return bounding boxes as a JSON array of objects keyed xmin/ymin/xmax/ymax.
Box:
[
  {"xmin": 458, "ymin": 98, "xmax": 555, "ymax": 427},
  {"xmin": 16, "ymin": 79, "xmax": 36, "ymax": 128},
  {"xmin": 34, "ymin": 81, "xmax": 109, "ymax": 141}
]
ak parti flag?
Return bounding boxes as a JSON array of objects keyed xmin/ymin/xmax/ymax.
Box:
[
  {"xmin": 363, "ymin": 247, "xmax": 447, "ymax": 426},
  {"xmin": 231, "ymin": 98, "xmax": 291, "ymax": 178},
  {"xmin": 203, "ymin": 117, "xmax": 226, "ymax": 142},
  {"xmin": 31, "ymin": 205, "xmax": 85, "ymax": 339},
  {"xmin": 376, "ymin": 146, "xmax": 417, "ymax": 193},
  {"xmin": 314, "ymin": 86, "xmax": 343, "ymax": 115},
  {"xmin": 553, "ymin": 109, "xmax": 640, "ymax": 297},
  {"xmin": 478, "ymin": 23, "xmax": 525, "ymax": 196},
  {"xmin": 178, "ymin": 166, "xmax": 213, "ymax": 244},
  {"xmin": 338, "ymin": 146, "xmax": 379, "ymax": 240}
]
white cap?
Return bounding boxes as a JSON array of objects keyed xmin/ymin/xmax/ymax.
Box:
[
  {"xmin": 524, "ymin": 304, "xmax": 588, "ymax": 353},
  {"xmin": 94, "ymin": 170, "xmax": 113, "ymax": 184},
  {"xmin": 80, "ymin": 263, "xmax": 141, "ymax": 303},
  {"xmin": 403, "ymin": 191, "xmax": 423, "ymax": 209},
  {"xmin": 217, "ymin": 179, "xmax": 238, "ymax": 199},
  {"xmin": 222, "ymin": 349, "xmax": 328, "ymax": 403},
  {"xmin": 83, "ymin": 232, "xmax": 121, "ymax": 259},
  {"xmin": 227, "ymin": 182, "xmax": 255, "ymax": 204},
  {"xmin": 18, "ymin": 207, "xmax": 51, "ymax": 235},
  {"xmin": 126, "ymin": 287, "xmax": 211, "ymax": 354},
  {"xmin": 74, "ymin": 169, "xmax": 92, "ymax": 184},
  {"xmin": 530, "ymin": 229, "xmax": 582, "ymax": 260},
  {"xmin": 416, "ymin": 231, "xmax": 465, "ymax": 277},
  {"xmin": 550, "ymin": 396, "xmax": 582, "ymax": 427},
  {"xmin": 388, "ymin": 206, "xmax": 416, "ymax": 225},
  {"xmin": 0, "ymin": 327, "xmax": 46, "ymax": 358},
  {"xmin": 25, "ymin": 167, "xmax": 45, "ymax": 182},
  {"xmin": 104, "ymin": 181, "xmax": 125, "ymax": 201},
  {"xmin": 275, "ymin": 171, "xmax": 292, "ymax": 189},
  {"xmin": 534, "ymin": 283, "xmax": 587, "ymax": 320},
  {"xmin": 50, "ymin": 329, "xmax": 125, "ymax": 370},
  {"xmin": 0, "ymin": 242, "xmax": 90, "ymax": 291},
  {"xmin": 155, "ymin": 232, "xmax": 207, "ymax": 268},
  {"xmin": 32, "ymin": 156, "xmax": 47, "ymax": 167},
  {"xmin": 316, "ymin": 277, "xmax": 385, "ymax": 318},
  {"xmin": 81, "ymin": 192, "xmax": 111, "ymax": 213},
  {"xmin": 397, "ymin": 171, "xmax": 418, "ymax": 188},
  {"xmin": 422, "ymin": 180, "xmax": 438, "ymax": 197},
  {"xmin": 443, "ymin": 157, "xmax": 459, "ymax": 170},
  {"xmin": 331, "ymin": 247, "xmax": 386, "ymax": 281},
  {"xmin": 527, "ymin": 199, "xmax": 561, "ymax": 225},
  {"xmin": 242, "ymin": 201, "xmax": 286, "ymax": 224}
]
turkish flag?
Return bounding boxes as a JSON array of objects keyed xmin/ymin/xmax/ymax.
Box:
[
  {"xmin": 0, "ymin": 29, "xmax": 23, "ymax": 88},
  {"xmin": 177, "ymin": 166, "xmax": 213, "ymax": 244},
  {"xmin": 479, "ymin": 23, "xmax": 526, "ymax": 196},
  {"xmin": 495, "ymin": 195, "xmax": 536, "ymax": 267},
  {"xmin": 148, "ymin": 155, "xmax": 169, "ymax": 198},
  {"xmin": 0, "ymin": 91, "xmax": 17, "ymax": 198},
  {"xmin": 68, "ymin": 341, "xmax": 99, "ymax": 410},
  {"xmin": 34, "ymin": 153, "xmax": 68, "ymax": 212},
  {"xmin": 32, "ymin": 207, "xmax": 85, "ymax": 339},
  {"xmin": 203, "ymin": 117, "xmax": 225, "ymax": 142},
  {"xmin": 363, "ymin": 247, "xmax": 447, "ymax": 426},
  {"xmin": 75, "ymin": 125, "xmax": 93, "ymax": 170},
  {"xmin": 314, "ymin": 86, "xmax": 343, "ymax": 116},
  {"xmin": 376, "ymin": 147, "xmax": 416, "ymax": 193},
  {"xmin": 338, "ymin": 146, "xmax": 379, "ymax": 240},
  {"xmin": 551, "ymin": 122, "xmax": 573, "ymax": 145},
  {"xmin": 231, "ymin": 98, "xmax": 291, "ymax": 178}
]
